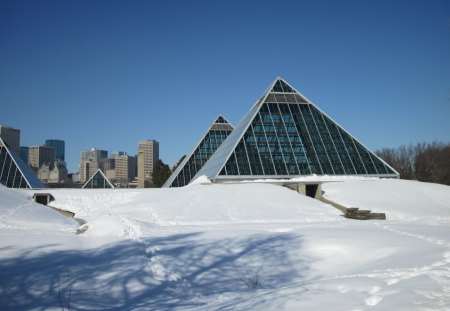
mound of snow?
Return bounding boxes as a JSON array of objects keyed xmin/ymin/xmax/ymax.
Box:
[
  {"xmin": 0, "ymin": 185, "xmax": 77, "ymax": 232},
  {"xmin": 40, "ymin": 183, "xmax": 342, "ymax": 237},
  {"xmin": 322, "ymin": 179, "xmax": 450, "ymax": 224},
  {"xmin": 2, "ymin": 179, "xmax": 450, "ymax": 310},
  {"xmin": 188, "ymin": 175, "xmax": 212, "ymax": 185}
]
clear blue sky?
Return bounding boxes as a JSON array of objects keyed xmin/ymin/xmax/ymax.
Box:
[{"xmin": 1, "ymin": 0, "xmax": 449, "ymax": 173}]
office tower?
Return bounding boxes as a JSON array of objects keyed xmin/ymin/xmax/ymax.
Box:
[
  {"xmin": 137, "ymin": 140, "xmax": 159, "ymax": 188},
  {"xmin": 79, "ymin": 148, "xmax": 108, "ymax": 182},
  {"xmin": 0, "ymin": 137, "xmax": 44, "ymax": 188},
  {"xmin": 164, "ymin": 115, "xmax": 234, "ymax": 187},
  {"xmin": 194, "ymin": 77, "xmax": 398, "ymax": 183},
  {"xmin": 115, "ymin": 154, "xmax": 137, "ymax": 184},
  {"xmin": 0, "ymin": 125, "xmax": 20, "ymax": 154},
  {"xmin": 99, "ymin": 158, "xmax": 115, "ymax": 172},
  {"xmin": 45, "ymin": 139, "xmax": 65, "ymax": 162},
  {"xmin": 110, "ymin": 151, "xmax": 126, "ymax": 158},
  {"xmin": 80, "ymin": 148, "xmax": 108, "ymax": 162},
  {"xmin": 28, "ymin": 145, "xmax": 56, "ymax": 169},
  {"xmin": 49, "ymin": 162, "xmax": 68, "ymax": 184}
]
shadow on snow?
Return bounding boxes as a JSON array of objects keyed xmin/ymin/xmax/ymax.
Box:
[{"xmin": 0, "ymin": 232, "xmax": 310, "ymax": 310}]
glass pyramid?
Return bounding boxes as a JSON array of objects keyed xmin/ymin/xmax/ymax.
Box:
[
  {"xmin": 194, "ymin": 77, "xmax": 399, "ymax": 182},
  {"xmin": 82, "ymin": 169, "xmax": 114, "ymax": 189},
  {"xmin": 0, "ymin": 137, "xmax": 44, "ymax": 189},
  {"xmin": 163, "ymin": 115, "xmax": 234, "ymax": 187}
]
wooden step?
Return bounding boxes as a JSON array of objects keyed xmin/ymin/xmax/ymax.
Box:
[{"xmin": 344, "ymin": 207, "xmax": 386, "ymax": 220}]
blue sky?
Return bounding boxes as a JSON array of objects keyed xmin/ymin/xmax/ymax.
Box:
[{"xmin": 1, "ymin": 0, "xmax": 449, "ymax": 172}]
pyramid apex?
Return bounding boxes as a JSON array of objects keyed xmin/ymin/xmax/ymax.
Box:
[{"xmin": 214, "ymin": 115, "xmax": 231, "ymax": 124}]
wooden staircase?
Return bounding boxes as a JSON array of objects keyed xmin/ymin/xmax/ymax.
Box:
[
  {"xmin": 344, "ymin": 207, "xmax": 386, "ymax": 220},
  {"xmin": 319, "ymin": 197, "xmax": 386, "ymax": 220}
]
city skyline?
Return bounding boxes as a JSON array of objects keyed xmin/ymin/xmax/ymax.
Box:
[{"xmin": 1, "ymin": 1, "xmax": 449, "ymax": 173}]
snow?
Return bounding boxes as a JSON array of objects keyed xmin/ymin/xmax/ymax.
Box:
[{"xmin": 0, "ymin": 179, "xmax": 449, "ymax": 310}]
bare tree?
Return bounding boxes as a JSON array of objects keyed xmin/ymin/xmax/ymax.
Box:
[{"xmin": 376, "ymin": 141, "xmax": 450, "ymax": 185}]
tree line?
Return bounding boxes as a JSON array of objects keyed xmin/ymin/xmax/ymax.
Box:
[{"xmin": 376, "ymin": 141, "xmax": 450, "ymax": 186}]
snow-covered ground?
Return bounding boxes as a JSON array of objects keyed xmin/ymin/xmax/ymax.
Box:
[{"xmin": 0, "ymin": 179, "xmax": 449, "ymax": 310}]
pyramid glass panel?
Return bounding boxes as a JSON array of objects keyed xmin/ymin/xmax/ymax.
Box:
[
  {"xmin": 163, "ymin": 116, "xmax": 234, "ymax": 187},
  {"xmin": 82, "ymin": 169, "xmax": 114, "ymax": 189},
  {"xmin": 194, "ymin": 78, "xmax": 399, "ymax": 181},
  {"xmin": 0, "ymin": 138, "xmax": 44, "ymax": 189}
]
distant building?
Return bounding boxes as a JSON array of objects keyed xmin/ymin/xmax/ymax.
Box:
[
  {"xmin": 69, "ymin": 172, "xmax": 80, "ymax": 183},
  {"xmin": 79, "ymin": 159, "xmax": 99, "ymax": 183},
  {"xmin": 37, "ymin": 163, "xmax": 51, "ymax": 183},
  {"xmin": 28, "ymin": 145, "xmax": 55, "ymax": 169},
  {"xmin": 80, "ymin": 148, "xmax": 108, "ymax": 163},
  {"xmin": 45, "ymin": 139, "xmax": 65, "ymax": 162},
  {"xmin": 0, "ymin": 125, "xmax": 20, "ymax": 154},
  {"xmin": 110, "ymin": 151, "xmax": 126, "ymax": 158},
  {"xmin": 105, "ymin": 169, "xmax": 116, "ymax": 182},
  {"xmin": 49, "ymin": 162, "xmax": 68, "ymax": 184},
  {"xmin": 99, "ymin": 157, "xmax": 115, "ymax": 172},
  {"xmin": 137, "ymin": 140, "xmax": 159, "ymax": 188},
  {"xmin": 115, "ymin": 154, "xmax": 137, "ymax": 184},
  {"xmin": 79, "ymin": 148, "xmax": 108, "ymax": 182}
]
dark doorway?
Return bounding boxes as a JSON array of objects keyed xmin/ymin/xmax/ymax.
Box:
[
  {"xmin": 305, "ymin": 184, "xmax": 319, "ymax": 198},
  {"xmin": 33, "ymin": 193, "xmax": 54, "ymax": 205}
]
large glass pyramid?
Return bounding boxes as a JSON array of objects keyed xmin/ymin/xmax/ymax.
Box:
[
  {"xmin": 194, "ymin": 77, "xmax": 398, "ymax": 182},
  {"xmin": 163, "ymin": 115, "xmax": 234, "ymax": 187},
  {"xmin": 0, "ymin": 137, "xmax": 44, "ymax": 189},
  {"xmin": 82, "ymin": 169, "xmax": 114, "ymax": 189}
]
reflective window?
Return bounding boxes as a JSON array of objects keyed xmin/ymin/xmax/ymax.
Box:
[{"xmin": 168, "ymin": 117, "xmax": 234, "ymax": 187}]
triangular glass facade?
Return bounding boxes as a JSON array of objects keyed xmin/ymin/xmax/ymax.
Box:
[
  {"xmin": 194, "ymin": 78, "xmax": 398, "ymax": 181},
  {"xmin": 82, "ymin": 169, "xmax": 114, "ymax": 189},
  {"xmin": 163, "ymin": 115, "xmax": 234, "ymax": 187},
  {"xmin": 0, "ymin": 137, "xmax": 44, "ymax": 189}
]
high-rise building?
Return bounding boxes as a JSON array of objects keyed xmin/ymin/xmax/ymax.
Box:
[
  {"xmin": 99, "ymin": 158, "xmax": 115, "ymax": 172},
  {"xmin": 79, "ymin": 159, "xmax": 98, "ymax": 183},
  {"xmin": 194, "ymin": 77, "xmax": 399, "ymax": 183},
  {"xmin": 115, "ymin": 154, "xmax": 137, "ymax": 184},
  {"xmin": 45, "ymin": 139, "xmax": 65, "ymax": 162},
  {"xmin": 28, "ymin": 146, "xmax": 56, "ymax": 169},
  {"xmin": 137, "ymin": 140, "xmax": 159, "ymax": 188},
  {"xmin": 164, "ymin": 116, "xmax": 234, "ymax": 188},
  {"xmin": 79, "ymin": 148, "xmax": 108, "ymax": 182},
  {"xmin": 0, "ymin": 125, "xmax": 20, "ymax": 154},
  {"xmin": 80, "ymin": 148, "xmax": 108, "ymax": 162},
  {"xmin": 110, "ymin": 151, "xmax": 126, "ymax": 158},
  {"xmin": 0, "ymin": 137, "xmax": 44, "ymax": 189},
  {"xmin": 48, "ymin": 162, "xmax": 68, "ymax": 184}
]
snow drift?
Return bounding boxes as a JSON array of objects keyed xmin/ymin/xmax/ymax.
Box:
[{"xmin": 0, "ymin": 179, "xmax": 449, "ymax": 310}]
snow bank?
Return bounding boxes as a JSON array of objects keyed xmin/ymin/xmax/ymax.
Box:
[
  {"xmin": 1, "ymin": 180, "xmax": 449, "ymax": 310},
  {"xmin": 33, "ymin": 183, "xmax": 341, "ymax": 237},
  {"xmin": 0, "ymin": 185, "xmax": 76, "ymax": 232},
  {"xmin": 322, "ymin": 179, "xmax": 450, "ymax": 224}
]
